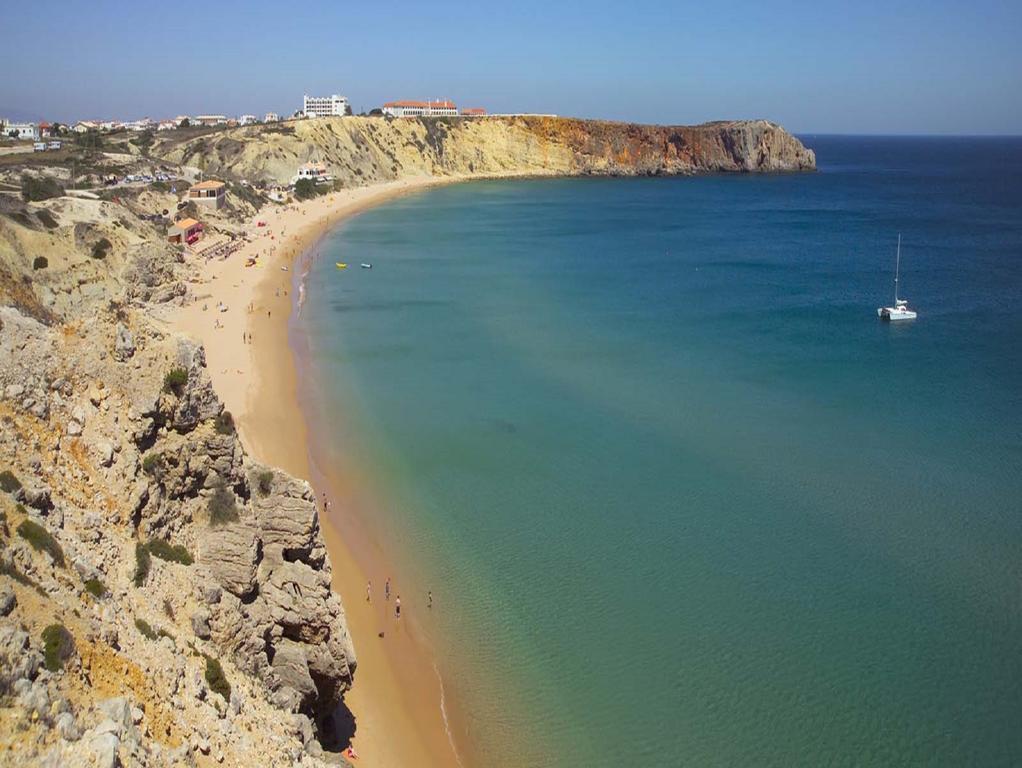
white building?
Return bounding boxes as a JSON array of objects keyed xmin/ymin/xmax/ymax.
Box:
[
  {"xmin": 303, "ymin": 94, "xmax": 349, "ymax": 118},
  {"xmin": 264, "ymin": 112, "xmax": 279, "ymax": 123},
  {"xmin": 291, "ymin": 162, "xmax": 332, "ymax": 186},
  {"xmin": 238, "ymin": 114, "xmax": 258, "ymax": 126},
  {"xmin": 6, "ymin": 122, "xmax": 38, "ymax": 140},
  {"xmin": 194, "ymin": 115, "xmax": 227, "ymax": 126},
  {"xmin": 157, "ymin": 120, "xmax": 178, "ymax": 131},
  {"xmin": 382, "ymin": 100, "xmax": 458, "ymax": 118}
]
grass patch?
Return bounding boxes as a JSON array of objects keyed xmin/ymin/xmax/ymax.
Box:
[
  {"xmin": 0, "ymin": 562, "xmax": 47, "ymax": 596},
  {"xmin": 16, "ymin": 519, "xmax": 64, "ymax": 566},
  {"xmin": 208, "ymin": 482, "xmax": 238, "ymax": 526},
  {"xmin": 214, "ymin": 410, "xmax": 234, "ymax": 435},
  {"xmin": 146, "ymin": 538, "xmax": 193, "ymax": 566},
  {"xmin": 162, "ymin": 367, "xmax": 188, "ymax": 395},
  {"xmin": 41, "ymin": 624, "xmax": 74, "ymax": 672},
  {"xmin": 132, "ymin": 541, "xmax": 151, "ymax": 586},
  {"xmin": 256, "ymin": 470, "xmax": 273, "ymax": 497},
  {"xmin": 84, "ymin": 578, "xmax": 107, "ymax": 598},
  {"xmin": 0, "ymin": 470, "xmax": 21, "ymax": 493},
  {"xmin": 204, "ymin": 655, "xmax": 231, "ymax": 701},
  {"xmin": 91, "ymin": 237, "xmax": 112, "ymax": 260},
  {"xmin": 21, "ymin": 175, "xmax": 64, "ymax": 203},
  {"xmin": 142, "ymin": 451, "xmax": 164, "ymax": 476},
  {"xmin": 134, "ymin": 617, "xmax": 157, "ymax": 640}
]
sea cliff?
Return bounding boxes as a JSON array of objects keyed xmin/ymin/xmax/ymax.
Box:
[{"xmin": 156, "ymin": 116, "xmax": 815, "ymax": 185}]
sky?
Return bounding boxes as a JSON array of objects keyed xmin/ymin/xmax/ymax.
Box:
[{"xmin": 1, "ymin": 0, "xmax": 1020, "ymax": 134}]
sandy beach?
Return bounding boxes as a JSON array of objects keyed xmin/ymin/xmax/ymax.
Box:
[{"xmin": 170, "ymin": 177, "xmax": 469, "ymax": 767}]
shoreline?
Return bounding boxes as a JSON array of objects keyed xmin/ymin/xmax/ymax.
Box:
[{"xmin": 169, "ymin": 176, "xmax": 475, "ymax": 767}]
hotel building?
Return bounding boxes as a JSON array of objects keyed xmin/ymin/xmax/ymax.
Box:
[
  {"xmin": 382, "ymin": 100, "xmax": 459, "ymax": 118},
  {"xmin": 303, "ymin": 94, "xmax": 350, "ymax": 118}
]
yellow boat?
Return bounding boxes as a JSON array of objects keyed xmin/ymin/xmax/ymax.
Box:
[{"xmin": 335, "ymin": 262, "xmax": 347, "ymax": 269}]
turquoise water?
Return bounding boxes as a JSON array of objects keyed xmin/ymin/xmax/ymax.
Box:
[{"xmin": 297, "ymin": 137, "xmax": 1022, "ymax": 766}]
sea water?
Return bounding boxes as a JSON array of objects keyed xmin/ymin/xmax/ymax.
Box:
[{"xmin": 297, "ymin": 137, "xmax": 1022, "ymax": 766}]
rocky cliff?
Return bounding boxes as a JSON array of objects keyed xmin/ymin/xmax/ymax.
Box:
[
  {"xmin": 0, "ymin": 310, "xmax": 355, "ymax": 764},
  {"xmin": 155, "ymin": 116, "xmax": 815, "ymax": 186}
]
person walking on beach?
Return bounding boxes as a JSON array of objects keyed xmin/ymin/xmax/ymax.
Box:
[
  {"xmin": 427, "ymin": 590, "xmax": 433, "ymax": 609},
  {"xmin": 385, "ymin": 577, "xmax": 391, "ymax": 601},
  {"xmin": 395, "ymin": 596, "xmax": 401, "ymax": 619},
  {"xmin": 366, "ymin": 581, "xmax": 371, "ymax": 603}
]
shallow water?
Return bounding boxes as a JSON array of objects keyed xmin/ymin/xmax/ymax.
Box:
[{"xmin": 298, "ymin": 137, "xmax": 1022, "ymax": 766}]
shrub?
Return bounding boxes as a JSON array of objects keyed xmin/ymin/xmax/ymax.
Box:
[
  {"xmin": 204, "ymin": 655, "xmax": 231, "ymax": 701},
  {"xmin": 134, "ymin": 617, "xmax": 158, "ymax": 640},
  {"xmin": 0, "ymin": 470, "xmax": 21, "ymax": 493},
  {"xmin": 21, "ymin": 175, "xmax": 64, "ymax": 203},
  {"xmin": 41, "ymin": 624, "xmax": 74, "ymax": 672},
  {"xmin": 33, "ymin": 256, "xmax": 49, "ymax": 270},
  {"xmin": 208, "ymin": 482, "xmax": 239, "ymax": 526},
  {"xmin": 162, "ymin": 367, "xmax": 188, "ymax": 395},
  {"xmin": 142, "ymin": 452, "xmax": 163, "ymax": 476},
  {"xmin": 150, "ymin": 181, "xmax": 169, "ymax": 193},
  {"xmin": 16, "ymin": 519, "xmax": 65, "ymax": 566},
  {"xmin": 132, "ymin": 541, "xmax": 151, "ymax": 586},
  {"xmin": 293, "ymin": 178, "xmax": 323, "ymax": 201},
  {"xmin": 163, "ymin": 598, "xmax": 175, "ymax": 619},
  {"xmin": 147, "ymin": 538, "xmax": 193, "ymax": 566},
  {"xmin": 84, "ymin": 578, "xmax": 107, "ymax": 598},
  {"xmin": 214, "ymin": 410, "xmax": 234, "ymax": 435},
  {"xmin": 91, "ymin": 238, "xmax": 112, "ymax": 259},
  {"xmin": 256, "ymin": 470, "xmax": 274, "ymax": 497},
  {"xmin": 0, "ymin": 562, "xmax": 46, "ymax": 596}
]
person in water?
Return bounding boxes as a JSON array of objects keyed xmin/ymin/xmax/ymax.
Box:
[{"xmin": 395, "ymin": 596, "xmax": 401, "ymax": 619}]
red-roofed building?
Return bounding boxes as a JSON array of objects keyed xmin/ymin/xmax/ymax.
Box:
[{"xmin": 382, "ymin": 100, "xmax": 458, "ymax": 118}]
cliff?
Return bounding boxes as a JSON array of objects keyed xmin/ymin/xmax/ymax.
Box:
[{"xmin": 154, "ymin": 116, "xmax": 815, "ymax": 185}]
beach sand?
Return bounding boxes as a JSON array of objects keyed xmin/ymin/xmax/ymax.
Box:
[{"xmin": 169, "ymin": 177, "xmax": 470, "ymax": 767}]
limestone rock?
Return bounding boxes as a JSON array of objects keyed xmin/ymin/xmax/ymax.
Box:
[
  {"xmin": 270, "ymin": 639, "xmax": 317, "ymax": 711},
  {"xmin": 198, "ymin": 522, "xmax": 261, "ymax": 598},
  {"xmin": 0, "ymin": 586, "xmax": 15, "ymax": 617},
  {"xmin": 114, "ymin": 323, "xmax": 135, "ymax": 361}
]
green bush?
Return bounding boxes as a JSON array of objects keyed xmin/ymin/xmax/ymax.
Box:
[
  {"xmin": 91, "ymin": 238, "xmax": 112, "ymax": 259},
  {"xmin": 204, "ymin": 655, "xmax": 231, "ymax": 701},
  {"xmin": 134, "ymin": 617, "xmax": 158, "ymax": 640},
  {"xmin": 132, "ymin": 541, "xmax": 151, "ymax": 586},
  {"xmin": 33, "ymin": 256, "xmax": 49, "ymax": 270},
  {"xmin": 162, "ymin": 367, "xmax": 188, "ymax": 395},
  {"xmin": 84, "ymin": 578, "xmax": 107, "ymax": 598},
  {"xmin": 147, "ymin": 538, "xmax": 193, "ymax": 566},
  {"xmin": 256, "ymin": 470, "xmax": 274, "ymax": 496},
  {"xmin": 0, "ymin": 470, "xmax": 21, "ymax": 493},
  {"xmin": 293, "ymin": 178, "xmax": 324, "ymax": 201},
  {"xmin": 214, "ymin": 410, "xmax": 235, "ymax": 435},
  {"xmin": 42, "ymin": 624, "xmax": 74, "ymax": 672},
  {"xmin": 0, "ymin": 562, "xmax": 46, "ymax": 596},
  {"xmin": 150, "ymin": 181, "xmax": 169, "ymax": 193},
  {"xmin": 142, "ymin": 452, "xmax": 163, "ymax": 476},
  {"xmin": 208, "ymin": 482, "xmax": 238, "ymax": 526},
  {"xmin": 21, "ymin": 175, "xmax": 64, "ymax": 202},
  {"xmin": 16, "ymin": 519, "xmax": 65, "ymax": 566}
]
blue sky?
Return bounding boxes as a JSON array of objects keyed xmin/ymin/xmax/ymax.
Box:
[{"xmin": 1, "ymin": 0, "xmax": 1020, "ymax": 133}]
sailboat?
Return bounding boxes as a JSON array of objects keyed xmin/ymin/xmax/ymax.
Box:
[{"xmin": 877, "ymin": 234, "xmax": 917, "ymax": 321}]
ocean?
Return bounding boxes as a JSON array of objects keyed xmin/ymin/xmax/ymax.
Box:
[{"xmin": 296, "ymin": 136, "xmax": 1022, "ymax": 766}]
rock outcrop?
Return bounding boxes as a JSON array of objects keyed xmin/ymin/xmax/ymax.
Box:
[{"xmin": 0, "ymin": 305, "xmax": 354, "ymax": 766}]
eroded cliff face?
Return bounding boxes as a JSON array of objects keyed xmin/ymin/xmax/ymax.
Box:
[
  {"xmin": 0, "ymin": 312, "xmax": 355, "ymax": 764},
  {"xmin": 155, "ymin": 116, "xmax": 815, "ymax": 186}
]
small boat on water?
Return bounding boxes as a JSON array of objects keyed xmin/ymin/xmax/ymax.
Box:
[
  {"xmin": 877, "ymin": 234, "xmax": 917, "ymax": 321},
  {"xmin": 360, "ymin": 263, "xmax": 372, "ymax": 269},
  {"xmin": 335, "ymin": 262, "xmax": 348, "ymax": 270}
]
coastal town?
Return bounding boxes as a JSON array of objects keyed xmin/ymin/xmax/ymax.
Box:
[{"xmin": 1, "ymin": 91, "xmax": 493, "ymax": 146}]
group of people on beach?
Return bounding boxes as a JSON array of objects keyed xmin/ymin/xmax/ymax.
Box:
[{"xmin": 366, "ymin": 576, "xmax": 433, "ymax": 620}]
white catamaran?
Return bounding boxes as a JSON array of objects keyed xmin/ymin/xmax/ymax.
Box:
[{"xmin": 877, "ymin": 234, "xmax": 917, "ymax": 321}]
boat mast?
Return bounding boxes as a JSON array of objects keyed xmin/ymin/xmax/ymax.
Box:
[{"xmin": 894, "ymin": 233, "xmax": 901, "ymax": 303}]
